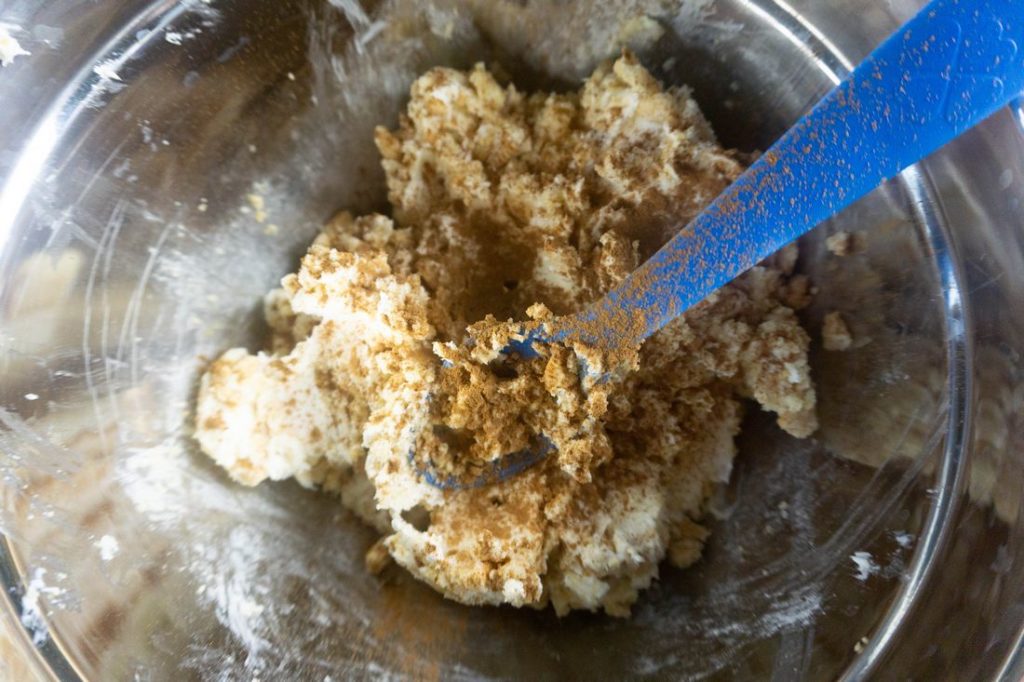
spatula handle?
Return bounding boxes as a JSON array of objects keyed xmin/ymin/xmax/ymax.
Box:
[{"xmin": 576, "ymin": 0, "xmax": 1024, "ymax": 346}]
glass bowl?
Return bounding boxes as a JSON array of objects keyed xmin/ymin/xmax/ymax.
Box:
[{"xmin": 1, "ymin": 0, "xmax": 1022, "ymax": 679}]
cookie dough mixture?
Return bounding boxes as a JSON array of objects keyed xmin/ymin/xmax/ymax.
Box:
[{"xmin": 195, "ymin": 54, "xmax": 817, "ymax": 616}]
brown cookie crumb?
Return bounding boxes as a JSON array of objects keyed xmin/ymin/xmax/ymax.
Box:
[
  {"xmin": 823, "ymin": 311, "xmax": 853, "ymax": 351},
  {"xmin": 826, "ymin": 231, "xmax": 855, "ymax": 257}
]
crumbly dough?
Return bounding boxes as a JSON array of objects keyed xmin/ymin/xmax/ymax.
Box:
[
  {"xmin": 195, "ymin": 54, "xmax": 817, "ymax": 616},
  {"xmin": 822, "ymin": 311, "xmax": 853, "ymax": 351},
  {"xmin": 825, "ymin": 231, "xmax": 854, "ymax": 257}
]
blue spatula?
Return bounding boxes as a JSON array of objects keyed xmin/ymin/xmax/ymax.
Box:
[{"xmin": 414, "ymin": 0, "xmax": 1024, "ymax": 490}]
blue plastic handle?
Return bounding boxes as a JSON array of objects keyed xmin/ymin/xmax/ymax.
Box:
[
  {"xmin": 553, "ymin": 0, "xmax": 1024, "ymax": 348},
  {"xmin": 426, "ymin": 0, "xmax": 1024, "ymax": 491}
]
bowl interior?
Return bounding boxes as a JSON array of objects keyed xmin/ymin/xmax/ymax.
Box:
[{"xmin": 0, "ymin": 1, "xmax": 953, "ymax": 679}]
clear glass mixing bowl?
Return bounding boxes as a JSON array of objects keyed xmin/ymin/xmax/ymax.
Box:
[{"xmin": 1, "ymin": 0, "xmax": 1022, "ymax": 679}]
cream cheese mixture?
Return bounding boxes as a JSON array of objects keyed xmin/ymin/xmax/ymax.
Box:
[{"xmin": 195, "ymin": 53, "xmax": 817, "ymax": 616}]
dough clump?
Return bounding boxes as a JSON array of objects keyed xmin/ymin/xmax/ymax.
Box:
[{"xmin": 195, "ymin": 54, "xmax": 817, "ymax": 616}]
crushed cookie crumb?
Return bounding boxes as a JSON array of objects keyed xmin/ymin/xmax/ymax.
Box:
[
  {"xmin": 364, "ymin": 538, "xmax": 393, "ymax": 575},
  {"xmin": 823, "ymin": 311, "xmax": 853, "ymax": 351},
  {"xmin": 826, "ymin": 231, "xmax": 854, "ymax": 257}
]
